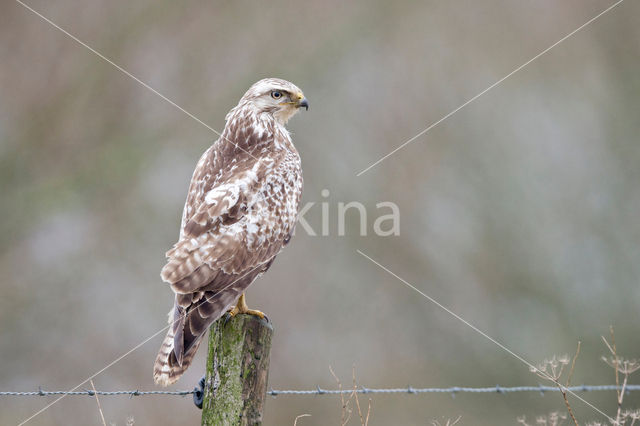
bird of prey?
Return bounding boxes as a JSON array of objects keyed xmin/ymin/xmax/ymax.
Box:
[{"xmin": 154, "ymin": 78, "xmax": 308, "ymax": 386}]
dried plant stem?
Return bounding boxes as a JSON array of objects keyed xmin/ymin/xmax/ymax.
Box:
[
  {"xmin": 89, "ymin": 380, "xmax": 107, "ymax": 426},
  {"xmin": 293, "ymin": 414, "xmax": 311, "ymax": 426},
  {"xmin": 619, "ymin": 373, "xmax": 629, "ymax": 424},
  {"xmin": 560, "ymin": 341, "xmax": 581, "ymax": 426},
  {"xmin": 352, "ymin": 366, "xmax": 371, "ymax": 426},
  {"xmin": 560, "ymin": 383, "xmax": 579, "ymax": 426},
  {"xmin": 330, "ymin": 366, "xmax": 353, "ymax": 426},
  {"xmin": 603, "ymin": 326, "xmax": 625, "ymax": 424},
  {"xmin": 611, "ymin": 326, "xmax": 623, "ymax": 424},
  {"xmin": 329, "ymin": 366, "xmax": 372, "ymax": 426},
  {"xmin": 364, "ymin": 399, "xmax": 371, "ymax": 426},
  {"xmin": 530, "ymin": 345, "xmax": 580, "ymax": 426},
  {"xmin": 567, "ymin": 341, "xmax": 581, "ymax": 387}
]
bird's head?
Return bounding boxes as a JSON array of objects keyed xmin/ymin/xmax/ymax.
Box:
[{"xmin": 239, "ymin": 78, "xmax": 309, "ymax": 124}]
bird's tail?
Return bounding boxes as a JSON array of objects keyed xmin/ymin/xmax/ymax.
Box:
[
  {"xmin": 153, "ymin": 309, "xmax": 204, "ymax": 386},
  {"xmin": 153, "ymin": 267, "xmax": 269, "ymax": 386}
]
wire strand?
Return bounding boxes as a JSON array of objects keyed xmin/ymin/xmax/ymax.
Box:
[{"xmin": 2, "ymin": 384, "xmax": 639, "ymax": 397}]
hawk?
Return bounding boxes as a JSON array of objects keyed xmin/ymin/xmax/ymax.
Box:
[{"xmin": 154, "ymin": 78, "xmax": 308, "ymax": 386}]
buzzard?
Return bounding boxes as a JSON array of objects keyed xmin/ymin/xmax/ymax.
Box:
[{"xmin": 154, "ymin": 78, "xmax": 308, "ymax": 386}]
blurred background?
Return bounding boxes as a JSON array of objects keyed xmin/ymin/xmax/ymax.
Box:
[{"xmin": 1, "ymin": 0, "xmax": 639, "ymax": 424}]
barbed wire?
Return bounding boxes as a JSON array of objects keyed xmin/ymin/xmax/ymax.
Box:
[
  {"xmin": 0, "ymin": 389, "xmax": 194, "ymax": 397},
  {"xmin": 268, "ymin": 384, "xmax": 640, "ymax": 396},
  {"xmin": 2, "ymin": 384, "xmax": 639, "ymax": 398}
]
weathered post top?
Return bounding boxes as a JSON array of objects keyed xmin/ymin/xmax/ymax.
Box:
[{"xmin": 201, "ymin": 314, "xmax": 273, "ymax": 426}]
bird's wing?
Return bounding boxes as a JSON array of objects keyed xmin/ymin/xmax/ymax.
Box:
[{"xmin": 160, "ymin": 155, "xmax": 285, "ymax": 294}]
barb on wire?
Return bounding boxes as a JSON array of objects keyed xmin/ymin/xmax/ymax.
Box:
[{"xmin": 2, "ymin": 384, "xmax": 639, "ymax": 398}]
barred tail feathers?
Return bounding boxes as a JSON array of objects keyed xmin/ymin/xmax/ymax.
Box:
[
  {"xmin": 154, "ymin": 263, "xmax": 273, "ymax": 386},
  {"xmin": 153, "ymin": 327, "xmax": 204, "ymax": 386}
]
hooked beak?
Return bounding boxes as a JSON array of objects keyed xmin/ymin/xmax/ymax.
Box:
[{"xmin": 293, "ymin": 92, "xmax": 308, "ymax": 111}]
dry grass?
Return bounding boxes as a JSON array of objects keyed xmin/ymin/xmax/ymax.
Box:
[
  {"xmin": 529, "ymin": 342, "xmax": 581, "ymax": 425},
  {"xmin": 292, "ymin": 366, "xmax": 372, "ymax": 426},
  {"xmin": 431, "ymin": 415, "xmax": 462, "ymax": 426},
  {"xmin": 329, "ymin": 365, "xmax": 371, "ymax": 426},
  {"xmin": 602, "ymin": 327, "xmax": 640, "ymax": 425},
  {"xmin": 523, "ymin": 327, "xmax": 640, "ymax": 426},
  {"xmin": 517, "ymin": 411, "xmax": 568, "ymax": 426}
]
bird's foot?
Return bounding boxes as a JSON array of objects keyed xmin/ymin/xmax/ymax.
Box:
[
  {"xmin": 240, "ymin": 308, "xmax": 266, "ymax": 319},
  {"xmin": 227, "ymin": 293, "xmax": 266, "ymax": 319},
  {"xmin": 225, "ymin": 305, "xmax": 266, "ymax": 320}
]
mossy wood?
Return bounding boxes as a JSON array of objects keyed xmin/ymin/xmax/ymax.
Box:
[{"xmin": 201, "ymin": 314, "xmax": 273, "ymax": 426}]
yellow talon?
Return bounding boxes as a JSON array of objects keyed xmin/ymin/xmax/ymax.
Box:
[
  {"xmin": 227, "ymin": 305, "xmax": 240, "ymax": 318},
  {"xmin": 227, "ymin": 293, "xmax": 265, "ymax": 319},
  {"xmin": 243, "ymin": 309, "xmax": 265, "ymax": 319}
]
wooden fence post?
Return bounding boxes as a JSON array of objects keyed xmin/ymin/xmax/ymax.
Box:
[{"xmin": 201, "ymin": 314, "xmax": 273, "ymax": 426}]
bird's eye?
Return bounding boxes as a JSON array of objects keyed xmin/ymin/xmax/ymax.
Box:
[{"xmin": 271, "ymin": 91, "xmax": 282, "ymax": 99}]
